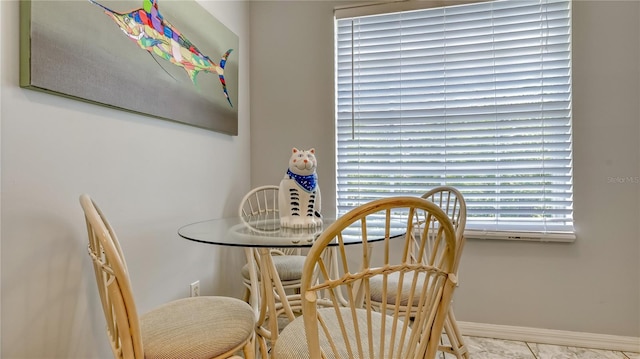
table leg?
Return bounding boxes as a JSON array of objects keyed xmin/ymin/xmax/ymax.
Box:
[
  {"xmin": 256, "ymin": 247, "xmax": 297, "ymax": 348},
  {"xmin": 244, "ymin": 248, "xmax": 260, "ymax": 318}
]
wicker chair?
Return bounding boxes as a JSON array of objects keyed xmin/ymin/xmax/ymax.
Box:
[
  {"xmin": 80, "ymin": 194, "xmax": 255, "ymax": 359},
  {"xmin": 272, "ymin": 196, "xmax": 458, "ymax": 359},
  {"xmin": 423, "ymin": 186, "xmax": 468, "ymax": 358},
  {"xmin": 239, "ymin": 185, "xmax": 306, "ymax": 309},
  {"xmin": 369, "ymin": 186, "xmax": 468, "ymax": 358}
]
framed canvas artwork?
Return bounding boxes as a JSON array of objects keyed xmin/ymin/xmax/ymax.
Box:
[{"xmin": 20, "ymin": 0, "xmax": 239, "ymax": 135}]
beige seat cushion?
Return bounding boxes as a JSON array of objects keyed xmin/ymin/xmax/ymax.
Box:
[
  {"xmin": 141, "ymin": 296, "xmax": 254, "ymax": 359},
  {"xmin": 369, "ymin": 271, "xmax": 428, "ymax": 306},
  {"xmin": 241, "ymin": 254, "xmax": 306, "ymax": 281},
  {"xmin": 272, "ymin": 307, "xmax": 410, "ymax": 359}
]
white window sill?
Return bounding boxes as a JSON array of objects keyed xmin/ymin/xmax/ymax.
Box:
[{"xmin": 465, "ymin": 230, "xmax": 576, "ymax": 243}]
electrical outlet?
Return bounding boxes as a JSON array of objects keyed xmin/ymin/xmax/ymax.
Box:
[{"xmin": 190, "ymin": 280, "xmax": 200, "ymax": 297}]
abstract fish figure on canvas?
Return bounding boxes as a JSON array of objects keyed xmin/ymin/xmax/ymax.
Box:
[{"xmin": 88, "ymin": 0, "xmax": 234, "ymax": 107}]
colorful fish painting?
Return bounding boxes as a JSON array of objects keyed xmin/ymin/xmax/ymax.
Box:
[{"xmin": 88, "ymin": 0, "xmax": 234, "ymax": 107}]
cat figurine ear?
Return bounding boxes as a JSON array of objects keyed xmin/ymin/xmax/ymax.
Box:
[{"xmin": 278, "ymin": 148, "xmax": 322, "ymax": 228}]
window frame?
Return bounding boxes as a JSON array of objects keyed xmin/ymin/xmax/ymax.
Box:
[{"xmin": 334, "ymin": 0, "xmax": 575, "ymax": 242}]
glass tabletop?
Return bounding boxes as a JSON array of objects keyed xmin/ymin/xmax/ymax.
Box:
[{"xmin": 178, "ymin": 215, "xmax": 406, "ymax": 248}]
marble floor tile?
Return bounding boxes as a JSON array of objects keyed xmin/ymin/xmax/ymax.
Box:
[
  {"xmin": 528, "ymin": 343, "xmax": 628, "ymax": 359},
  {"xmin": 437, "ymin": 337, "xmax": 639, "ymax": 359},
  {"xmin": 460, "ymin": 337, "xmax": 536, "ymax": 359}
]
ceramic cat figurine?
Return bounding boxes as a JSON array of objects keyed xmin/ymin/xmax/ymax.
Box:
[{"xmin": 279, "ymin": 148, "xmax": 322, "ymax": 228}]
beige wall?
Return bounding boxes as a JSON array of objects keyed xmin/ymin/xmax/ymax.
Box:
[
  {"xmin": 1, "ymin": 1, "xmax": 638, "ymax": 358},
  {"xmin": 250, "ymin": 0, "xmax": 640, "ymax": 337},
  {"xmin": 1, "ymin": 1, "xmax": 251, "ymax": 357}
]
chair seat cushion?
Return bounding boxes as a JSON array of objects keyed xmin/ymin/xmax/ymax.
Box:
[
  {"xmin": 140, "ymin": 296, "xmax": 254, "ymax": 359},
  {"xmin": 369, "ymin": 271, "xmax": 428, "ymax": 306},
  {"xmin": 273, "ymin": 307, "xmax": 410, "ymax": 359},
  {"xmin": 241, "ymin": 254, "xmax": 306, "ymax": 281}
]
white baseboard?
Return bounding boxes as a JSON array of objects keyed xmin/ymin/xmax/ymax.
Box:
[{"xmin": 458, "ymin": 321, "xmax": 640, "ymax": 353}]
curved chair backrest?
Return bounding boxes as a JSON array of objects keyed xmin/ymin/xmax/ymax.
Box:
[
  {"xmin": 421, "ymin": 186, "xmax": 467, "ymax": 272},
  {"xmin": 239, "ymin": 185, "xmax": 300, "ymax": 256},
  {"xmin": 239, "ymin": 185, "xmax": 279, "ymax": 219},
  {"xmin": 239, "ymin": 185, "xmax": 280, "ymax": 234},
  {"xmin": 300, "ymin": 196, "xmax": 458, "ymax": 359},
  {"xmin": 80, "ymin": 194, "xmax": 143, "ymax": 359}
]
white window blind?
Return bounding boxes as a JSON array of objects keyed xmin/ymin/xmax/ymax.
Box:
[{"xmin": 335, "ymin": 0, "xmax": 574, "ymax": 239}]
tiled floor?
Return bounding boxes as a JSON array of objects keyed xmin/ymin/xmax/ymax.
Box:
[{"xmin": 441, "ymin": 336, "xmax": 640, "ymax": 359}]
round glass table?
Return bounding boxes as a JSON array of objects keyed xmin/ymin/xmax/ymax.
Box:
[
  {"xmin": 178, "ymin": 216, "xmax": 403, "ymax": 247},
  {"xmin": 178, "ymin": 215, "xmax": 406, "ymax": 357}
]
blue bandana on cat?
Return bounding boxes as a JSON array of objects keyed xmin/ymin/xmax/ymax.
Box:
[{"xmin": 287, "ymin": 169, "xmax": 317, "ymax": 192}]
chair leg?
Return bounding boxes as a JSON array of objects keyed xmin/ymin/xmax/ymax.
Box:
[
  {"xmin": 441, "ymin": 307, "xmax": 469, "ymax": 359},
  {"xmin": 242, "ymin": 333, "xmax": 256, "ymax": 359},
  {"xmin": 256, "ymin": 333, "xmax": 269, "ymax": 359}
]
